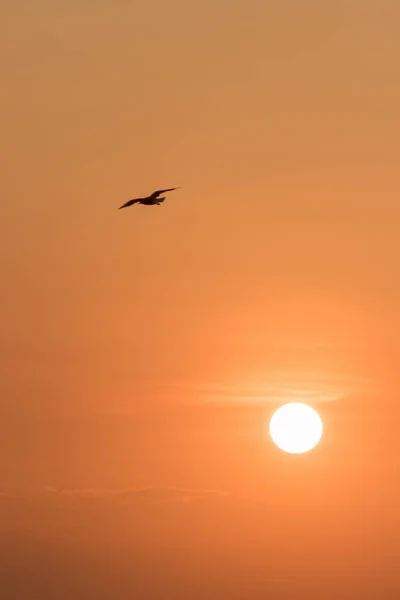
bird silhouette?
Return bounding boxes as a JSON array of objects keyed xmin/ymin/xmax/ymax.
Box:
[{"xmin": 118, "ymin": 187, "xmax": 180, "ymax": 209}]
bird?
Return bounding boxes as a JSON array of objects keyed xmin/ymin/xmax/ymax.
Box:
[{"xmin": 118, "ymin": 187, "xmax": 180, "ymax": 209}]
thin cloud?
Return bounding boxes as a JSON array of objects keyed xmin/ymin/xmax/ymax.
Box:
[
  {"xmin": 158, "ymin": 371, "xmax": 368, "ymax": 405},
  {"xmin": 32, "ymin": 486, "xmax": 232, "ymax": 505}
]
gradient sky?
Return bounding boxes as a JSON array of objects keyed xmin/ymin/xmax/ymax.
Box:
[{"xmin": 1, "ymin": 0, "xmax": 400, "ymax": 597}]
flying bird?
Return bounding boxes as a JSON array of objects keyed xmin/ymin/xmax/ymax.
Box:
[{"xmin": 118, "ymin": 187, "xmax": 180, "ymax": 209}]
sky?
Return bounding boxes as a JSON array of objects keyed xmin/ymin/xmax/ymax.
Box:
[{"xmin": 1, "ymin": 0, "xmax": 400, "ymax": 597}]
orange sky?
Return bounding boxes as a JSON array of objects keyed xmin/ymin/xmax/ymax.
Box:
[{"xmin": 1, "ymin": 0, "xmax": 400, "ymax": 597}]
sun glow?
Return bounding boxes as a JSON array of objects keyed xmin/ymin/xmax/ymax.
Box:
[{"xmin": 269, "ymin": 403, "xmax": 323, "ymax": 454}]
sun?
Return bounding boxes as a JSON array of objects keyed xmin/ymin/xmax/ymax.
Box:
[{"xmin": 269, "ymin": 403, "xmax": 323, "ymax": 454}]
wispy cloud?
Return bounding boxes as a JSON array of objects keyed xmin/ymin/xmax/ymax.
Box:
[
  {"xmin": 0, "ymin": 486, "xmax": 231, "ymax": 506},
  {"xmin": 158, "ymin": 370, "xmax": 367, "ymax": 405},
  {"xmin": 43, "ymin": 486, "xmax": 231, "ymax": 505}
]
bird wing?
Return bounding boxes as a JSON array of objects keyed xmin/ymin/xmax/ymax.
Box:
[
  {"xmin": 150, "ymin": 187, "xmax": 180, "ymax": 199},
  {"xmin": 118, "ymin": 198, "xmax": 141, "ymax": 209}
]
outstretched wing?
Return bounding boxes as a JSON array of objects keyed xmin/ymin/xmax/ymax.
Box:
[
  {"xmin": 118, "ymin": 198, "xmax": 142, "ymax": 209},
  {"xmin": 150, "ymin": 187, "xmax": 180, "ymax": 199}
]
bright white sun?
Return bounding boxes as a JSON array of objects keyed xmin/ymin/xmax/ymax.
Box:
[{"xmin": 269, "ymin": 403, "xmax": 323, "ymax": 454}]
